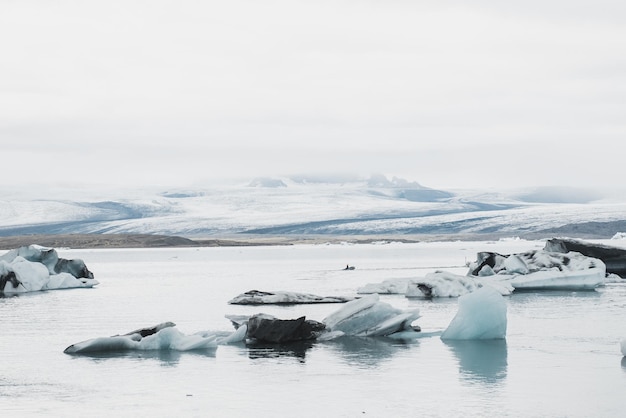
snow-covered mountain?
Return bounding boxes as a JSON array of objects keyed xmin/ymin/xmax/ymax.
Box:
[{"xmin": 1, "ymin": 175, "xmax": 625, "ymax": 239}]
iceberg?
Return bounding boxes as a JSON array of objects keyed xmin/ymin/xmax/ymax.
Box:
[
  {"xmin": 1, "ymin": 245, "xmax": 98, "ymax": 294},
  {"xmin": 322, "ymin": 294, "xmax": 421, "ymax": 337},
  {"xmin": 441, "ymin": 287, "xmax": 507, "ymax": 340},
  {"xmin": 467, "ymin": 249, "xmax": 605, "ymax": 291},
  {"xmin": 228, "ymin": 289, "xmax": 355, "ymax": 305}
]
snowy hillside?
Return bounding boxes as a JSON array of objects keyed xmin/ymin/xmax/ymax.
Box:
[{"xmin": 1, "ymin": 175, "xmax": 625, "ymax": 239}]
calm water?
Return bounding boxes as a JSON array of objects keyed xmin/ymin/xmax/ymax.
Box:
[{"xmin": 2, "ymin": 240, "xmax": 626, "ymax": 417}]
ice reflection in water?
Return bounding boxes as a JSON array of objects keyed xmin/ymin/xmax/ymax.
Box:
[
  {"xmin": 240, "ymin": 335, "xmax": 417, "ymax": 368},
  {"xmin": 68, "ymin": 347, "xmax": 217, "ymax": 366},
  {"xmin": 443, "ymin": 339, "xmax": 508, "ymax": 384},
  {"xmin": 245, "ymin": 340, "xmax": 313, "ymax": 362},
  {"xmin": 325, "ymin": 336, "xmax": 414, "ymax": 368}
]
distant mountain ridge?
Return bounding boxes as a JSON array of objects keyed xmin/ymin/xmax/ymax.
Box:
[{"xmin": 1, "ymin": 175, "xmax": 624, "ymax": 240}]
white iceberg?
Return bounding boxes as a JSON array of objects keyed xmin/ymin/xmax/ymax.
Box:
[
  {"xmin": 322, "ymin": 294, "xmax": 421, "ymax": 337},
  {"xmin": 228, "ymin": 289, "xmax": 355, "ymax": 305},
  {"xmin": 468, "ymin": 250, "xmax": 605, "ymax": 291},
  {"xmin": 0, "ymin": 245, "xmax": 98, "ymax": 294},
  {"xmin": 441, "ymin": 287, "xmax": 507, "ymax": 340}
]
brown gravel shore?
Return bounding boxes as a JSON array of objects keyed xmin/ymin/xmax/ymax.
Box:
[
  {"xmin": 0, "ymin": 232, "xmax": 553, "ymax": 251},
  {"xmin": 0, "ymin": 234, "xmax": 268, "ymax": 250}
]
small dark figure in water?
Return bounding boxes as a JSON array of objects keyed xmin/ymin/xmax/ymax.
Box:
[{"xmin": 344, "ymin": 265, "xmax": 355, "ymax": 270}]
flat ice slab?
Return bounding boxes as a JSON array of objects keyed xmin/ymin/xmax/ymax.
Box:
[{"xmin": 228, "ymin": 289, "xmax": 355, "ymax": 305}]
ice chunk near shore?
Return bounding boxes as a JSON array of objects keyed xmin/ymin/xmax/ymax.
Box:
[
  {"xmin": 0, "ymin": 245, "xmax": 98, "ymax": 294},
  {"xmin": 322, "ymin": 294, "xmax": 421, "ymax": 337},
  {"xmin": 441, "ymin": 287, "xmax": 507, "ymax": 340}
]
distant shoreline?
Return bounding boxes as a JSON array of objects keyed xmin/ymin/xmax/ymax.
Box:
[{"xmin": 0, "ymin": 232, "xmax": 579, "ymax": 251}]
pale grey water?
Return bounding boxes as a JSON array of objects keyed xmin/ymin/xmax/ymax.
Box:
[{"xmin": 2, "ymin": 241, "xmax": 626, "ymax": 417}]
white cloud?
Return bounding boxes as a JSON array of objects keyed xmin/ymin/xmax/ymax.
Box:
[{"xmin": 1, "ymin": 0, "xmax": 625, "ymax": 192}]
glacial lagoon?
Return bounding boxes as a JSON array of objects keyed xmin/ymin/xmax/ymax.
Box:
[{"xmin": 2, "ymin": 240, "xmax": 626, "ymax": 417}]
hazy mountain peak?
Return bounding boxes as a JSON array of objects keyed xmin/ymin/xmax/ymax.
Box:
[
  {"xmin": 248, "ymin": 177, "xmax": 288, "ymax": 188},
  {"xmin": 367, "ymin": 173, "xmax": 424, "ymax": 189}
]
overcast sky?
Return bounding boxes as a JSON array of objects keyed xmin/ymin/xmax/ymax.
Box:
[{"xmin": 1, "ymin": 0, "xmax": 625, "ymax": 193}]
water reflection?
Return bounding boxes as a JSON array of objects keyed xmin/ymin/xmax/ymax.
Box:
[
  {"xmin": 245, "ymin": 340, "xmax": 314, "ymax": 362},
  {"xmin": 443, "ymin": 339, "xmax": 508, "ymax": 384},
  {"xmin": 325, "ymin": 336, "xmax": 413, "ymax": 368},
  {"xmin": 69, "ymin": 348, "xmax": 217, "ymax": 366}
]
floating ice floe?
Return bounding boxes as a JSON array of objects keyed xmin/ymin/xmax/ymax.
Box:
[
  {"xmin": 357, "ymin": 278, "xmax": 410, "ymax": 295},
  {"xmin": 0, "ymin": 245, "xmax": 98, "ymax": 294},
  {"xmin": 441, "ymin": 287, "xmax": 507, "ymax": 340},
  {"xmin": 467, "ymin": 249, "xmax": 605, "ymax": 291},
  {"xmin": 405, "ymin": 271, "xmax": 514, "ymax": 298},
  {"xmin": 64, "ymin": 322, "xmax": 246, "ymax": 354},
  {"xmin": 228, "ymin": 289, "xmax": 355, "ymax": 305}
]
